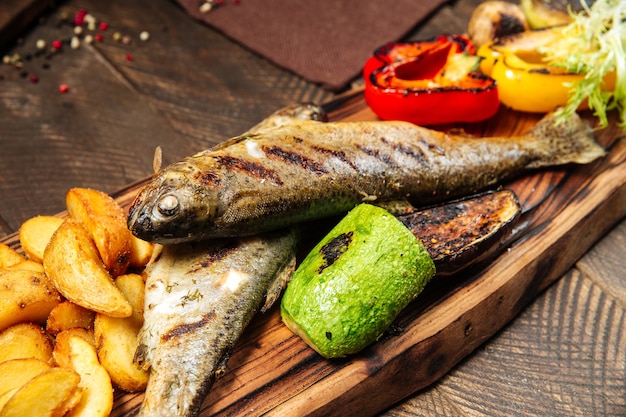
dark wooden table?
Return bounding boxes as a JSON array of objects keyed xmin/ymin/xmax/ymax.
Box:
[{"xmin": 1, "ymin": 0, "xmax": 624, "ymax": 416}]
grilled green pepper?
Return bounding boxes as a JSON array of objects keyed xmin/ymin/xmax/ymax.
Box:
[{"xmin": 280, "ymin": 204, "xmax": 435, "ymax": 358}]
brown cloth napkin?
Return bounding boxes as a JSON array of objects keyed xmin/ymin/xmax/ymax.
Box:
[{"xmin": 175, "ymin": 0, "xmax": 450, "ymax": 91}]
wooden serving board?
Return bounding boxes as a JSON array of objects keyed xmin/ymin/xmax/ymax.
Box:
[{"xmin": 4, "ymin": 92, "xmax": 626, "ymax": 416}]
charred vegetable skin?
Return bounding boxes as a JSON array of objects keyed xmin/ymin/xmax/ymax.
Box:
[
  {"xmin": 400, "ymin": 189, "xmax": 521, "ymax": 276},
  {"xmin": 467, "ymin": 1, "xmax": 529, "ymax": 48},
  {"xmin": 363, "ymin": 34, "xmax": 500, "ymax": 125}
]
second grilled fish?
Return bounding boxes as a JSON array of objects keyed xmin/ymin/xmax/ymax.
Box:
[
  {"xmin": 134, "ymin": 228, "xmax": 299, "ymax": 417},
  {"xmin": 128, "ymin": 111, "xmax": 605, "ymax": 244}
]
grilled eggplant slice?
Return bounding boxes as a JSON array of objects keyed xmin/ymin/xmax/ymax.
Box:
[{"xmin": 398, "ymin": 189, "xmax": 521, "ymax": 276}]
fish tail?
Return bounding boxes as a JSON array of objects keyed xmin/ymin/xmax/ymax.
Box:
[{"xmin": 523, "ymin": 112, "xmax": 606, "ymax": 168}]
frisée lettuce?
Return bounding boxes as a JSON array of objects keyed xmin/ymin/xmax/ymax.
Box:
[{"xmin": 541, "ymin": 0, "xmax": 626, "ymax": 128}]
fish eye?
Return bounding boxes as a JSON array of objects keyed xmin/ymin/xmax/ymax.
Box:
[{"xmin": 157, "ymin": 195, "xmax": 179, "ymax": 217}]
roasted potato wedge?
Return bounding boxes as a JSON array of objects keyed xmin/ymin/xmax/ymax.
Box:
[
  {"xmin": 46, "ymin": 301, "xmax": 96, "ymax": 335},
  {"xmin": 95, "ymin": 273, "xmax": 149, "ymax": 391},
  {"xmin": 43, "ymin": 219, "xmax": 132, "ymax": 317},
  {"xmin": 2, "ymin": 259, "xmax": 45, "ymax": 272},
  {"xmin": 18, "ymin": 215, "xmax": 64, "ymax": 263},
  {"xmin": 0, "ymin": 268, "xmax": 62, "ymax": 332},
  {"xmin": 53, "ymin": 332, "xmax": 113, "ymax": 417},
  {"xmin": 0, "ymin": 390, "xmax": 16, "ymax": 413},
  {"xmin": 0, "ymin": 358, "xmax": 52, "ymax": 398},
  {"xmin": 54, "ymin": 328, "xmax": 97, "ymax": 355},
  {"xmin": 0, "ymin": 367, "xmax": 81, "ymax": 417},
  {"xmin": 129, "ymin": 234, "xmax": 155, "ymax": 269},
  {"xmin": 115, "ymin": 273, "xmax": 145, "ymax": 326},
  {"xmin": 0, "ymin": 323, "xmax": 53, "ymax": 364},
  {"xmin": 66, "ymin": 187, "xmax": 131, "ymax": 277},
  {"xmin": 0, "ymin": 244, "xmax": 25, "ymax": 269}
]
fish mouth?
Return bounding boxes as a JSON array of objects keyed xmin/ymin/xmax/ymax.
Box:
[
  {"xmin": 127, "ymin": 184, "xmax": 177, "ymax": 242},
  {"xmin": 127, "ymin": 174, "xmax": 195, "ymax": 243},
  {"xmin": 127, "ymin": 202, "xmax": 185, "ymax": 244},
  {"xmin": 127, "ymin": 198, "xmax": 156, "ymax": 241}
]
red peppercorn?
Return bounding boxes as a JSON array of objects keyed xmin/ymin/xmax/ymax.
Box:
[
  {"xmin": 99, "ymin": 22, "xmax": 108, "ymax": 31},
  {"xmin": 29, "ymin": 75, "xmax": 39, "ymax": 83},
  {"xmin": 95, "ymin": 34, "xmax": 103, "ymax": 42},
  {"xmin": 52, "ymin": 40, "xmax": 63, "ymax": 50},
  {"xmin": 59, "ymin": 84, "xmax": 69, "ymax": 93},
  {"xmin": 125, "ymin": 54, "xmax": 133, "ymax": 62},
  {"xmin": 74, "ymin": 9, "xmax": 88, "ymax": 26}
]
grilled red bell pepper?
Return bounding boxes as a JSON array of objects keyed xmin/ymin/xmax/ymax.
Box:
[{"xmin": 363, "ymin": 34, "xmax": 500, "ymax": 126}]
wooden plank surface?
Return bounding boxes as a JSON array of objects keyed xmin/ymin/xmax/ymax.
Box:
[{"xmin": 0, "ymin": 0, "xmax": 56, "ymax": 51}]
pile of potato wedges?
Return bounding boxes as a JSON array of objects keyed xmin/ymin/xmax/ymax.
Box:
[{"xmin": 0, "ymin": 188, "xmax": 155, "ymax": 417}]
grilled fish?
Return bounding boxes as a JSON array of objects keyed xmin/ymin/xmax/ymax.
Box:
[
  {"xmin": 128, "ymin": 110, "xmax": 605, "ymax": 244},
  {"xmin": 134, "ymin": 229, "xmax": 299, "ymax": 417}
]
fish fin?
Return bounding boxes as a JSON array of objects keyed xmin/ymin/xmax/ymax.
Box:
[
  {"xmin": 152, "ymin": 146, "xmax": 163, "ymax": 174},
  {"xmin": 144, "ymin": 244, "xmax": 164, "ymax": 268},
  {"xmin": 524, "ymin": 112, "xmax": 606, "ymax": 168},
  {"xmin": 208, "ymin": 133, "xmax": 255, "ymax": 152},
  {"xmin": 210, "ymin": 104, "xmax": 327, "ymax": 152},
  {"xmin": 261, "ymin": 253, "xmax": 297, "ymax": 313},
  {"xmin": 214, "ymin": 351, "xmax": 232, "ymax": 381},
  {"xmin": 247, "ymin": 103, "xmax": 327, "ymax": 135}
]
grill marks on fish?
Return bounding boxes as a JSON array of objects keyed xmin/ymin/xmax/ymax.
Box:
[
  {"xmin": 223, "ymin": 133, "xmax": 434, "ymax": 187},
  {"xmin": 264, "ymin": 143, "xmax": 329, "ymax": 175},
  {"xmin": 197, "ymin": 171, "xmax": 221, "ymax": 186},
  {"xmin": 382, "ymin": 137, "xmax": 431, "ymax": 167},
  {"xmin": 309, "ymin": 144, "xmax": 358, "ymax": 170},
  {"xmin": 194, "ymin": 241, "xmax": 238, "ymax": 270},
  {"xmin": 161, "ymin": 312, "xmax": 217, "ymax": 342},
  {"xmin": 215, "ymin": 154, "xmax": 284, "ymax": 186}
]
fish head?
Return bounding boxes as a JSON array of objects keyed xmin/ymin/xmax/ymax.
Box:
[{"xmin": 127, "ymin": 162, "xmax": 221, "ymax": 244}]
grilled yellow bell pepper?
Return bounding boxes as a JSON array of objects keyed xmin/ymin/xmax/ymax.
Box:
[
  {"xmin": 487, "ymin": 48, "xmax": 586, "ymax": 113},
  {"xmin": 478, "ymin": 28, "xmax": 615, "ymax": 113}
]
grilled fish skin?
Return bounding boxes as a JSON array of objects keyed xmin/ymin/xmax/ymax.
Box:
[
  {"xmin": 134, "ymin": 228, "xmax": 299, "ymax": 417},
  {"xmin": 128, "ymin": 111, "xmax": 605, "ymax": 244}
]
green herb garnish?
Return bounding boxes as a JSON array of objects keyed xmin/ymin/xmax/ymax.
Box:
[{"xmin": 542, "ymin": 0, "xmax": 625, "ymax": 128}]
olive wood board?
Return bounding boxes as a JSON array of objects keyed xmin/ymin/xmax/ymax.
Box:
[{"xmin": 3, "ymin": 91, "xmax": 626, "ymax": 417}]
